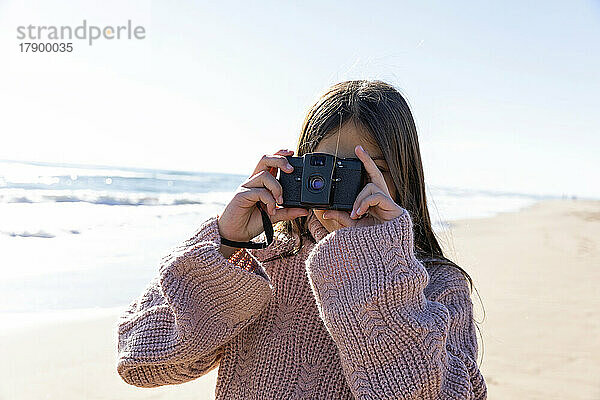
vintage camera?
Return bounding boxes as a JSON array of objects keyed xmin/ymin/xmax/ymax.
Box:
[{"xmin": 277, "ymin": 152, "xmax": 366, "ymax": 211}]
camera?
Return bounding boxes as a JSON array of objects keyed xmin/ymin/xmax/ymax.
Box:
[{"xmin": 277, "ymin": 152, "xmax": 366, "ymax": 211}]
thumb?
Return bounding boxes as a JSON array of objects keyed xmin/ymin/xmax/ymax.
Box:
[{"xmin": 323, "ymin": 210, "xmax": 354, "ymax": 228}]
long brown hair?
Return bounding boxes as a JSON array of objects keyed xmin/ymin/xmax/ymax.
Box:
[{"xmin": 263, "ymin": 80, "xmax": 474, "ymax": 291}]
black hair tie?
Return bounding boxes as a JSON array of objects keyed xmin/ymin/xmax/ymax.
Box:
[{"xmin": 219, "ymin": 202, "xmax": 274, "ymax": 249}]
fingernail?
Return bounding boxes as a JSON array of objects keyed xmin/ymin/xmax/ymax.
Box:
[
  {"xmin": 323, "ymin": 212, "xmax": 329, "ymax": 219},
  {"xmin": 286, "ymin": 163, "xmax": 293, "ymax": 170},
  {"xmin": 350, "ymin": 209, "xmax": 356, "ymax": 218},
  {"xmin": 278, "ymin": 195, "xmax": 283, "ymax": 203},
  {"xmin": 358, "ymin": 145, "xmax": 363, "ymax": 152}
]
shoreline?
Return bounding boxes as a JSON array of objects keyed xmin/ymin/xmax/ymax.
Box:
[{"xmin": 0, "ymin": 193, "xmax": 544, "ymax": 314}]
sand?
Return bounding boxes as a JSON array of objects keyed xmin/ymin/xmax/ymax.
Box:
[
  {"xmin": 1, "ymin": 199, "xmax": 598, "ymax": 399},
  {"xmin": 443, "ymin": 199, "xmax": 600, "ymax": 399}
]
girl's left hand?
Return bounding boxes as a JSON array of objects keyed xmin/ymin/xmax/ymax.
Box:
[{"xmin": 322, "ymin": 145, "xmax": 404, "ymax": 229}]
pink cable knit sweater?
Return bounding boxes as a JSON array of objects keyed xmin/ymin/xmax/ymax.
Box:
[{"xmin": 116, "ymin": 208, "xmax": 487, "ymax": 399}]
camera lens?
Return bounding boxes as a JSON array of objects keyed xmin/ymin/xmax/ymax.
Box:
[{"xmin": 308, "ymin": 175, "xmax": 325, "ymax": 191}]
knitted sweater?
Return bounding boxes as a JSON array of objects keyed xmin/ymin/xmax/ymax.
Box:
[{"xmin": 116, "ymin": 208, "xmax": 487, "ymax": 399}]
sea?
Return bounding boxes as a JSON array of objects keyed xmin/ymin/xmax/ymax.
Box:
[{"xmin": 0, "ymin": 159, "xmax": 552, "ymax": 330}]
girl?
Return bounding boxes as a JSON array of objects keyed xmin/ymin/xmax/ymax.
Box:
[{"xmin": 116, "ymin": 80, "xmax": 487, "ymax": 399}]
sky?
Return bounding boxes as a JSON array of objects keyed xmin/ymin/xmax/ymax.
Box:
[{"xmin": 0, "ymin": 0, "xmax": 599, "ymax": 198}]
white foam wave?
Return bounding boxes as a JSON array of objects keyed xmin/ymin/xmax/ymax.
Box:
[
  {"xmin": 0, "ymin": 188, "xmax": 235, "ymax": 206},
  {"xmin": 3, "ymin": 230, "xmax": 56, "ymax": 238}
]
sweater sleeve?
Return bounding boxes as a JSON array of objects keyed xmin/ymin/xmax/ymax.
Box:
[
  {"xmin": 116, "ymin": 215, "xmax": 273, "ymax": 388},
  {"xmin": 304, "ymin": 209, "xmax": 487, "ymax": 399}
]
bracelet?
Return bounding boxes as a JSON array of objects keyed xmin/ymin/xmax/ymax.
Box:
[{"xmin": 219, "ymin": 201, "xmax": 274, "ymax": 249}]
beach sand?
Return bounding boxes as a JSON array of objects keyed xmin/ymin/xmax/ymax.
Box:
[{"xmin": 1, "ymin": 199, "xmax": 598, "ymax": 399}]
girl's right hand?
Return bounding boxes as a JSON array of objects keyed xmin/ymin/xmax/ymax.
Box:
[{"xmin": 217, "ymin": 149, "xmax": 309, "ymax": 258}]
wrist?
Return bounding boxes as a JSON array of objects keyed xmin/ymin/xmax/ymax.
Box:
[
  {"xmin": 217, "ymin": 214, "xmax": 252, "ymax": 242},
  {"xmin": 215, "ymin": 214, "xmax": 240, "ymax": 258}
]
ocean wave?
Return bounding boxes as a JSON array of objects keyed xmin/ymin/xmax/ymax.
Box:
[
  {"xmin": 3, "ymin": 230, "xmax": 56, "ymax": 238},
  {"xmin": 0, "ymin": 228, "xmax": 82, "ymax": 238},
  {"xmin": 0, "ymin": 188, "xmax": 234, "ymax": 206}
]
